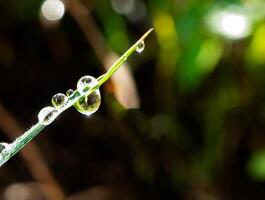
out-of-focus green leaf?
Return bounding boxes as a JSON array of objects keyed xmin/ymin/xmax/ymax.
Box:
[
  {"xmin": 195, "ymin": 38, "xmax": 223, "ymax": 76},
  {"xmin": 246, "ymin": 24, "xmax": 265, "ymax": 66},
  {"xmin": 95, "ymin": 0, "xmax": 129, "ymax": 53},
  {"xmin": 248, "ymin": 149, "xmax": 265, "ymax": 181}
]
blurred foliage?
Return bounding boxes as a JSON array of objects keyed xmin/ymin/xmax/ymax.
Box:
[
  {"xmin": 248, "ymin": 149, "xmax": 265, "ymax": 181},
  {"xmin": 0, "ymin": 0, "xmax": 265, "ymax": 199}
]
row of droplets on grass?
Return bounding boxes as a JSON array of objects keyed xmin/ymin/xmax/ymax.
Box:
[
  {"xmin": 0, "ymin": 40, "xmax": 145, "ymax": 157},
  {"xmin": 38, "ymin": 75, "xmax": 101, "ymax": 125},
  {"xmin": 0, "ymin": 75, "xmax": 102, "ymax": 155},
  {"xmin": 38, "ymin": 40, "xmax": 145, "ymax": 125}
]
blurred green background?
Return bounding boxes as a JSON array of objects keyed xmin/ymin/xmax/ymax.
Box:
[{"xmin": 0, "ymin": 0, "xmax": 265, "ymax": 199}]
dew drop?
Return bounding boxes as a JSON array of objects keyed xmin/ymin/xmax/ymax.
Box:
[
  {"xmin": 38, "ymin": 106, "xmax": 58, "ymax": 125},
  {"xmin": 66, "ymin": 89, "xmax": 74, "ymax": 97},
  {"xmin": 74, "ymin": 89, "xmax": 101, "ymax": 116},
  {"xmin": 136, "ymin": 41, "xmax": 145, "ymax": 53},
  {"xmin": 0, "ymin": 143, "xmax": 8, "ymax": 153},
  {"xmin": 77, "ymin": 75, "xmax": 98, "ymax": 94},
  {"xmin": 51, "ymin": 93, "xmax": 68, "ymax": 108}
]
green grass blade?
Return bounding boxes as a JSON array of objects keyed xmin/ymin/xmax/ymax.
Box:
[{"xmin": 0, "ymin": 28, "xmax": 153, "ymax": 167}]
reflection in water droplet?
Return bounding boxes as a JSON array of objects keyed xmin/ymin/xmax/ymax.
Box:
[
  {"xmin": 38, "ymin": 106, "xmax": 58, "ymax": 125},
  {"xmin": 74, "ymin": 89, "xmax": 101, "ymax": 116},
  {"xmin": 136, "ymin": 41, "xmax": 145, "ymax": 53},
  {"xmin": 0, "ymin": 143, "xmax": 8, "ymax": 153},
  {"xmin": 77, "ymin": 75, "xmax": 98, "ymax": 94},
  {"xmin": 51, "ymin": 93, "xmax": 68, "ymax": 108},
  {"xmin": 66, "ymin": 89, "xmax": 74, "ymax": 97}
]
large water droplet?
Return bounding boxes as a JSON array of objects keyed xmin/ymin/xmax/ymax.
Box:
[
  {"xmin": 38, "ymin": 106, "xmax": 58, "ymax": 125},
  {"xmin": 136, "ymin": 41, "xmax": 145, "ymax": 53},
  {"xmin": 74, "ymin": 89, "xmax": 101, "ymax": 116},
  {"xmin": 66, "ymin": 89, "xmax": 74, "ymax": 97},
  {"xmin": 77, "ymin": 75, "xmax": 98, "ymax": 94},
  {"xmin": 51, "ymin": 93, "xmax": 68, "ymax": 109}
]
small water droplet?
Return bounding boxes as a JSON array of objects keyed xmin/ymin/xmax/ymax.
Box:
[
  {"xmin": 74, "ymin": 89, "xmax": 101, "ymax": 116},
  {"xmin": 66, "ymin": 89, "xmax": 74, "ymax": 97},
  {"xmin": 77, "ymin": 75, "xmax": 98, "ymax": 94},
  {"xmin": 38, "ymin": 106, "xmax": 58, "ymax": 125},
  {"xmin": 136, "ymin": 41, "xmax": 145, "ymax": 53},
  {"xmin": 0, "ymin": 143, "xmax": 8, "ymax": 153},
  {"xmin": 51, "ymin": 93, "xmax": 68, "ymax": 108}
]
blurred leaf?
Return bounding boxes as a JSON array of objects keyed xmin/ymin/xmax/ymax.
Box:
[
  {"xmin": 153, "ymin": 11, "xmax": 179, "ymax": 70},
  {"xmin": 248, "ymin": 149, "xmax": 265, "ymax": 181},
  {"xmin": 195, "ymin": 38, "xmax": 223, "ymax": 76},
  {"xmin": 247, "ymin": 23, "xmax": 265, "ymax": 66},
  {"xmin": 95, "ymin": 0, "xmax": 129, "ymax": 53}
]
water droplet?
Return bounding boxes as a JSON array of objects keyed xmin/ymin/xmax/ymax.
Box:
[
  {"xmin": 66, "ymin": 89, "xmax": 74, "ymax": 97},
  {"xmin": 77, "ymin": 75, "xmax": 98, "ymax": 94},
  {"xmin": 0, "ymin": 143, "xmax": 8, "ymax": 153},
  {"xmin": 38, "ymin": 106, "xmax": 58, "ymax": 125},
  {"xmin": 136, "ymin": 41, "xmax": 145, "ymax": 53},
  {"xmin": 74, "ymin": 89, "xmax": 101, "ymax": 116},
  {"xmin": 51, "ymin": 93, "xmax": 68, "ymax": 108}
]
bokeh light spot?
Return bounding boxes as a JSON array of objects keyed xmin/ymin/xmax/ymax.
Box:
[
  {"xmin": 41, "ymin": 0, "xmax": 65, "ymax": 21},
  {"xmin": 220, "ymin": 12, "xmax": 248, "ymax": 39},
  {"xmin": 111, "ymin": 0, "xmax": 135, "ymax": 15},
  {"xmin": 207, "ymin": 6, "xmax": 252, "ymax": 40}
]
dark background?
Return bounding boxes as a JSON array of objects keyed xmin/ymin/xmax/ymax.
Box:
[{"xmin": 0, "ymin": 0, "xmax": 265, "ymax": 199}]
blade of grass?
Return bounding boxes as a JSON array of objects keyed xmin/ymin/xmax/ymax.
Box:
[
  {"xmin": 0, "ymin": 28, "xmax": 153, "ymax": 167},
  {"xmin": 0, "ymin": 104, "xmax": 65, "ymax": 200}
]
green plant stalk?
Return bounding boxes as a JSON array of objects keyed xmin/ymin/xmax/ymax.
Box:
[{"xmin": 0, "ymin": 28, "xmax": 153, "ymax": 167}]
